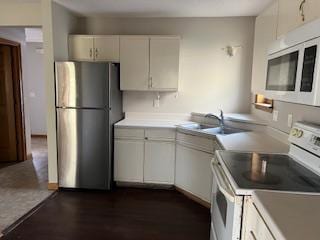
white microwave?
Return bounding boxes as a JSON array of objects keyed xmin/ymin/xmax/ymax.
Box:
[
  {"xmin": 266, "ymin": 37, "xmax": 320, "ymax": 106},
  {"xmin": 265, "ymin": 18, "xmax": 320, "ymax": 106}
]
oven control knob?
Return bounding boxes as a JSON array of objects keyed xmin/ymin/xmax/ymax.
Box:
[
  {"xmin": 291, "ymin": 128, "xmax": 298, "ymax": 136},
  {"xmin": 297, "ymin": 130, "xmax": 304, "ymax": 138}
]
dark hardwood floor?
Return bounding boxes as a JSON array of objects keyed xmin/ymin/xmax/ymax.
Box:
[{"xmin": 1, "ymin": 188, "xmax": 211, "ymax": 240}]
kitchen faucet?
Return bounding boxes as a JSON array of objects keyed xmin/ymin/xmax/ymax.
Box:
[{"xmin": 205, "ymin": 110, "xmax": 224, "ymax": 129}]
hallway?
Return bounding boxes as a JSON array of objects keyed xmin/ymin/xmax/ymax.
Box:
[{"xmin": 0, "ymin": 137, "xmax": 53, "ymax": 235}]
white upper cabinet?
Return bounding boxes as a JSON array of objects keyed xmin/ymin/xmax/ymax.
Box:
[
  {"xmin": 120, "ymin": 36, "xmax": 150, "ymax": 91},
  {"xmin": 120, "ymin": 35, "xmax": 180, "ymax": 91},
  {"xmin": 149, "ymin": 37, "xmax": 180, "ymax": 91},
  {"xmin": 304, "ymin": 0, "xmax": 320, "ymax": 23},
  {"xmin": 69, "ymin": 35, "xmax": 94, "ymax": 61},
  {"xmin": 69, "ymin": 35, "xmax": 120, "ymax": 62},
  {"xmin": 93, "ymin": 36, "xmax": 120, "ymax": 62},
  {"xmin": 278, "ymin": 0, "xmax": 320, "ymax": 38}
]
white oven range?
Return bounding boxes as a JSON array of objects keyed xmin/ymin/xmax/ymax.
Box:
[{"xmin": 210, "ymin": 122, "xmax": 320, "ymax": 240}]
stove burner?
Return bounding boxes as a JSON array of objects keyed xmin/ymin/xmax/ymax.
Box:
[{"xmin": 242, "ymin": 171, "xmax": 282, "ymax": 185}]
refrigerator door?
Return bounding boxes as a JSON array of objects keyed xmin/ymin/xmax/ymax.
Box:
[
  {"xmin": 57, "ymin": 108, "xmax": 110, "ymax": 189},
  {"xmin": 55, "ymin": 62, "xmax": 109, "ymax": 108}
]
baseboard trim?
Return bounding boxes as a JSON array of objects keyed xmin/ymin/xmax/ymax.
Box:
[
  {"xmin": 115, "ymin": 181, "xmax": 174, "ymax": 190},
  {"xmin": 175, "ymin": 186, "xmax": 210, "ymax": 209},
  {"xmin": 47, "ymin": 183, "xmax": 59, "ymax": 190},
  {"xmin": 26, "ymin": 153, "xmax": 33, "ymax": 160}
]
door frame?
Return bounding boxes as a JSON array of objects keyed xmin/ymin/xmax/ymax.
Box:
[{"xmin": 0, "ymin": 37, "xmax": 27, "ymax": 161}]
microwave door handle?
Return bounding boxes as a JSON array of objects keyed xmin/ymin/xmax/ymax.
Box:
[{"xmin": 211, "ymin": 158, "xmax": 235, "ymax": 203}]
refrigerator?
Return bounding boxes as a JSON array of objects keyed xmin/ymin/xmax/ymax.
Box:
[{"xmin": 55, "ymin": 62, "xmax": 123, "ymax": 190}]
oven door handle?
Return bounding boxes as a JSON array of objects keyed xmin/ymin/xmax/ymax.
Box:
[{"xmin": 211, "ymin": 158, "xmax": 235, "ymax": 203}]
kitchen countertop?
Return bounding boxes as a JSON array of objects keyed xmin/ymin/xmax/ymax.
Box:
[
  {"xmin": 115, "ymin": 118, "xmax": 193, "ymax": 129},
  {"xmin": 253, "ymin": 191, "xmax": 320, "ymax": 240},
  {"xmin": 216, "ymin": 131, "xmax": 289, "ymax": 153},
  {"xmin": 116, "ymin": 118, "xmax": 289, "ymax": 153}
]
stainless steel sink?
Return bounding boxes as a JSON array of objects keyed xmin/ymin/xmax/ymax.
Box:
[
  {"xmin": 179, "ymin": 123, "xmax": 219, "ymax": 130},
  {"xmin": 202, "ymin": 127, "xmax": 247, "ymax": 135},
  {"xmin": 179, "ymin": 123, "xmax": 248, "ymax": 135}
]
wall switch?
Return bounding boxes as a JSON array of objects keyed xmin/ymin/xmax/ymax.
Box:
[
  {"xmin": 288, "ymin": 114, "xmax": 293, "ymax": 128},
  {"xmin": 273, "ymin": 110, "xmax": 279, "ymax": 122}
]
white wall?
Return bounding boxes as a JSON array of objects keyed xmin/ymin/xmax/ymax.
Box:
[
  {"xmin": 83, "ymin": 17, "xmax": 255, "ymax": 114},
  {"xmin": 41, "ymin": 1, "xmax": 81, "ymax": 183},
  {"xmin": 24, "ymin": 42, "xmax": 46, "ymax": 135}
]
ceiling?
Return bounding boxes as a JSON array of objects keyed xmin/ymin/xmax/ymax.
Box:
[{"xmin": 54, "ymin": 0, "xmax": 273, "ymax": 18}]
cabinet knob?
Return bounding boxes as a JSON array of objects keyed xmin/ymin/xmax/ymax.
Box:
[
  {"xmin": 89, "ymin": 48, "xmax": 93, "ymax": 58},
  {"xmin": 95, "ymin": 48, "xmax": 98, "ymax": 58}
]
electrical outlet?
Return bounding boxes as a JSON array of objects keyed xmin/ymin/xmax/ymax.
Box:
[
  {"xmin": 273, "ymin": 110, "xmax": 279, "ymax": 122},
  {"xmin": 288, "ymin": 114, "xmax": 293, "ymax": 128}
]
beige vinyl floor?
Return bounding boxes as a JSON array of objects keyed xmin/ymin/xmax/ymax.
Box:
[{"xmin": 0, "ymin": 137, "xmax": 53, "ymax": 234}]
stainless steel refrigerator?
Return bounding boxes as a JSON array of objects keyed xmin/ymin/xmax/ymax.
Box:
[{"xmin": 55, "ymin": 62, "xmax": 123, "ymax": 190}]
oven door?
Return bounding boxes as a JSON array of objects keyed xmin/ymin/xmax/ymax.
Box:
[{"xmin": 210, "ymin": 157, "xmax": 243, "ymax": 240}]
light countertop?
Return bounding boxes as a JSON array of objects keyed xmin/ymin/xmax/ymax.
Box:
[
  {"xmin": 216, "ymin": 131, "xmax": 289, "ymax": 153},
  {"xmin": 116, "ymin": 118, "xmax": 289, "ymax": 153},
  {"xmin": 115, "ymin": 118, "xmax": 193, "ymax": 129},
  {"xmin": 253, "ymin": 191, "xmax": 320, "ymax": 240}
]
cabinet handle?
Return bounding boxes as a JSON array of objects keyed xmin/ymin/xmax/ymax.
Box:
[
  {"xmin": 89, "ymin": 48, "xmax": 93, "ymax": 58},
  {"xmin": 95, "ymin": 48, "xmax": 98, "ymax": 58},
  {"xmin": 299, "ymin": 0, "xmax": 306, "ymax": 22}
]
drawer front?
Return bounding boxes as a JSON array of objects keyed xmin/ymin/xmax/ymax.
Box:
[
  {"xmin": 176, "ymin": 132, "xmax": 217, "ymax": 153},
  {"xmin": 245, "ymin": 201, "xmax": 275, "ymax": 240},
  {"xmin": 114, "ymin": 128, "xmax": 144, "ymax": 139},
  {"xmin": 145, "ymin": 128, "xmax": 176, "ymax": 141}
]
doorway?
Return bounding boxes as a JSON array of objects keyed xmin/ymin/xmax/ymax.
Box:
[
  {"xmin": 0, "ymin": 38, "xmax": 26, "ymax": 163},
  {"xmin": 0, "ymin": 27, "xmax": 51, "ymax": 234}
]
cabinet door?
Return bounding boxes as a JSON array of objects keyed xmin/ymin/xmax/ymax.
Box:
[
  {"xmin": 175, "ymin": 144, "xmax": 213, "ymax": 203},
  {"xmin": 69, "ymin": 35, "xmax": 94, "ymax": 61},
  {"xmin": 94, "ymin": 36, "xmax": 120, "ymax": 62},
  {"xmin": 120, "ymin": 36, "xmax": 149, "ymax": 90},
  {"xmin": 277, "ymin": 0, "xmax": 303, "ymax": 37},
  {"xmin": 144, "ymin": 141, "xmax": 175, "ymax": 184},
  {"xmin": 114, "ymin": 139, "xmax": 144, "ymax": 182},
  {"xmin": 304, "ymin": 0, "xmax": 320, "ymax": 23},
  {"xmin": 150, "ymin": 37, "xmax": 180, "ymax": 91}
]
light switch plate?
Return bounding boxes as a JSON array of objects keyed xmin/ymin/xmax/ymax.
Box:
[
  {"xmin": 273, "ymin": 110, "xmax": 279, "ymax": 122},
  {"xmin": 288, "ymin": 114, "xmax": 293, "ymax": 127},
  {"xmin": 153, "ymin": 98, "xmax": 160, "ymax": 108}
]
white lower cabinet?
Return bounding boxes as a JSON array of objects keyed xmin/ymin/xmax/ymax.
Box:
[
  {"xmin": 175, "ymin": 143, "xmax": 213, "ymax": 203},
  {"xmin": 242, "ymin": 197, "xmax": 275, "ymax": 240},
  {"xmin": 114, "ymin": 139, "xmax": 144, "ymax": 182},
  {"xmin": 114, "ymin": 127, "xmax": 175, "ymax": 184},
  {"xmin": 144, "ymin": 141, "xmax": 175, "ymax": 184}
]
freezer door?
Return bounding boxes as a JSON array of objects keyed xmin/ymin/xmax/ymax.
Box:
[
  {"xmin": 57, "ymin": 108, "xmax": 110, "ymax": 189},
  {"xmin": 55, "ymin": 62, "xmax": 109, "ymax": 108}
]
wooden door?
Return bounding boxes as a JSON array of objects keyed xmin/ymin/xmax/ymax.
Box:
[
  {"xmin": 68, "ymin": 35, "xmax": 94, "ymax": 61},
  {"xmin": 149, "ymin": 37, "xmax": 180, "ymax": 91},
  {"xmin": 94, "ymin": 36, "xmax": 120, "ymax": 62},
  {"xmin": 119, "ymin": 36, "xmax": 149, "ymax": 90},
  {"xmin": 144, "ymin": 140, "xmax": 175, "ymax": 184},
  {"xmin": 0, "ymin": 45, "xmax": 17, "ymax": 161}
]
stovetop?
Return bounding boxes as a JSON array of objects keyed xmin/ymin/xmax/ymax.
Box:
[{"xmin": 218, "ymin": 151, "xmax": 320, "ymax": 193}]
